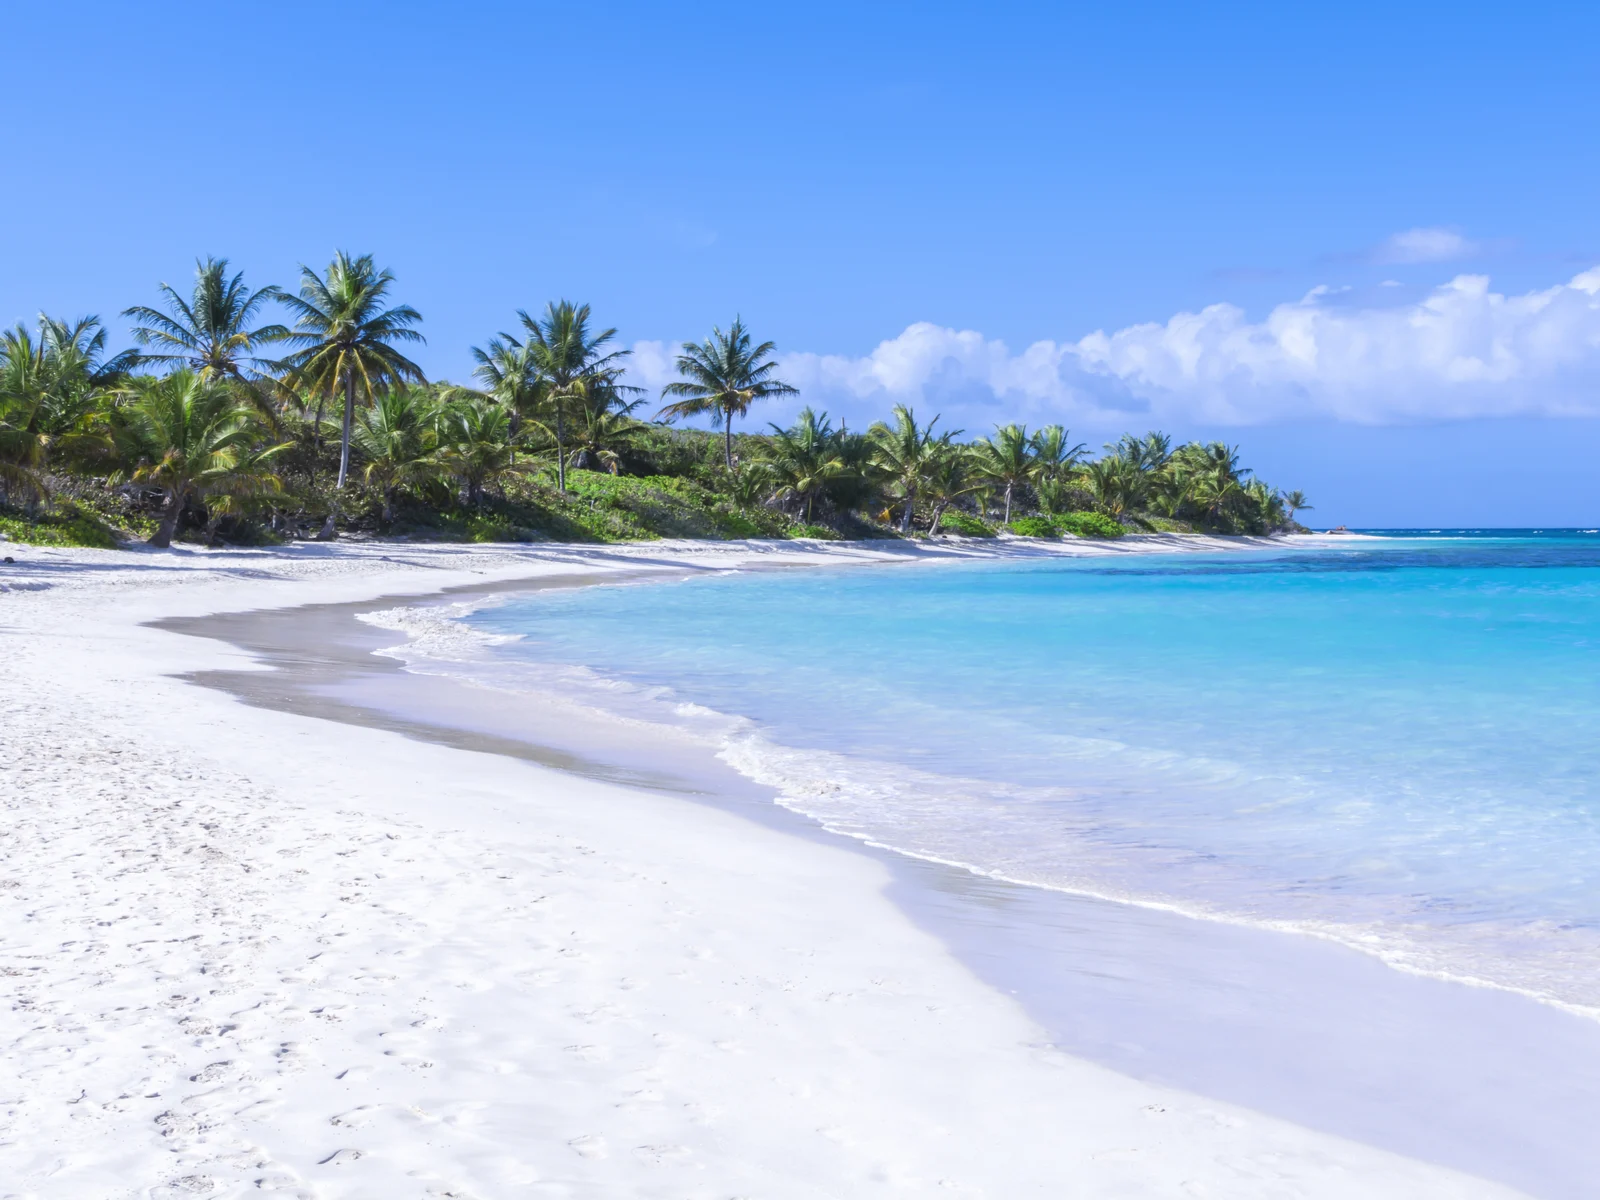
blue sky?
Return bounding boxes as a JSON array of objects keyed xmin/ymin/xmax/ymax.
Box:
[{"xmin": 5, "ymin": 0, "xmax": 1600, "ymax": 525}]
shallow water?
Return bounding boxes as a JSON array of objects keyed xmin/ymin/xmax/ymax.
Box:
[{"xmin": 440, "ymin": 534, "xmax": 1600, "ymax": 1016}]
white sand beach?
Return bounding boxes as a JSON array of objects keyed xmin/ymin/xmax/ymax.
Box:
[{"xmin": 0, "ymin": 536, "xmax": 1525, "ymax": 1199}]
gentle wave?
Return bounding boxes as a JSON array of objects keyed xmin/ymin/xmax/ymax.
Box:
[{"xmin": 365, "ymin": 593, "xmax": 1600, "ymax": 1023}]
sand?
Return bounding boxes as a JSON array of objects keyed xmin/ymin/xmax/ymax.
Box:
[{"xmin": 0, "ymin": 536, "xmax": 1524, "ymax": 1198}]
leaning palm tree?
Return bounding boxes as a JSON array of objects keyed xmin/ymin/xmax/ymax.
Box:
[
  {"xmin": 352, "ymin": 384, "xmax": 441, "ymax": 523},
  {"xmin": 123, "ymin": 258, "xmax": 288, "ymax": 400},
  {"xmin": 110, "ymin": 370, "xmax": 287, "ymax": 547},
  {"xmin": 517, "ymin": 301, "xmax": 632, "ymax": 492},
  {"xmin": 1284, "ymin": 489, "xmax": 1312, "ymax": 523},
  {"xmin": 972, "ymin": 423, "xmax": 1036, "ymax": 524},
  {"xmin": 278, "ymin": 252, "xmax": 425, "ymax": 494},
  {"xmin": 659, "ymin": 318, "xmax": 796, "ymax": 472},
  {"xmin": 868, "ymin": 405, "xmax": 954, "ymax": 533}
]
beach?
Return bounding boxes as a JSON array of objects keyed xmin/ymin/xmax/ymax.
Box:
[{"xmin": 0, "ymin": 535, "xmax": 1539, "ymax": 1199}]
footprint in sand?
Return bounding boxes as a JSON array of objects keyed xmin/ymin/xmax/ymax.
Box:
[
  {"xmin": 568, "ymin": 1134, "xmax": 607, "ymax": 1159},
  {"xmin": 188, "ymin": 1061, "xmax": 232, "ymax": 1083},
  {"xmin": 633, "ymin": 1144, "xmax": 691, "ymax": 1167}
]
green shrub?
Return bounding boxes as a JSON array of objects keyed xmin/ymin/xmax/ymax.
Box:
[
  {"xmin": 788, "ymin": 523, "xmax": 837, "ymax": 540},
  {"xmin": 465, "ymin": 513, "xmax": 523, "ymax": 543},
  {"xmin": 1058, "ymin": 511, "xmax": 1125, "ymax": 539},
  {"xmin": 939, "ymin": 510, "xmax": 996, "ymax": 537},
  {"xmin": 0, "ymin": 509, "xmax": 121, "ymax": 549},
  {"xmin": 1006, "ymin": 516, "xmax": 1060, "ymax": 538}
]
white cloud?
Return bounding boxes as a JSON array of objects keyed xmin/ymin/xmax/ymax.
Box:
[
  {"xmin": 1373, "ymin": 226, "xmax": 1480, "ymax": 264},
  {"xmin": 628, "ymin": 339, "xmax": 680, "ymax": 397},
  {"xmin": 707, "ymin": 266, "xmax": 1600, "ymax": 429}
]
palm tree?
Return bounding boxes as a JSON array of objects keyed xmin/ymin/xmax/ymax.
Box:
[
  {"xmin": 1247, "ymin": 479, "xmax": 1288, "ymax": 532},
  {"xmin": 1108, "ymin": 430, "xmax": 1173, "ymax": 472},
  {"xmin": 1032, "ymin": 425, "xmax": 1088, "ymax": 481},
  {"xmin": 0, "ymin": 316, "xmax": 125, "ymax": 503},
  {"xmin": 1030, "ymin": 425, "xmax": 1088, "ymax": 517},
  {"xmin": 1083, "ymin": 456, "xmax": 1146, "ymax": 517},
  {"xmin": 659, "ymin": 318, "xmax": 797, "ymax": 472},
  {"xmin": 517, "ymin": 301, "xmax": 631, "ymax": 493},
  {"xmin": 1173, "ymin": 441, "xmax": 1250, "ymax": 524},
  {"xmin": 763, "ymin": 407, "xmax": 848, "ymax": 524},
  {"xmin": 868, "ymin": 405, "xmax": 954, "ymax": 533},
  {"xmin": 470, "ymin": 331, "xmax": 544, "ymax": 448},
  {"xmin": 566, "ymin": 393, "xmax": 643, "ymax": 474},
  {"xmin": 727, "ymin": 461, "xmax": 773, "ymax": 510},
  {"xmin": 1284, "ymin": 489, "xmax": 1312, "ymax": 523},
  {"xmin": 278, "ymin": 252, "xmax": 425, "ymax": 496},
  {"xmin": 436, "ymin": 394, "xmax": 522, "ymax": 505},
  {"xmin": 110, "ymin": 370, "xmax": 287, "ymax": 547},
  {"xmin": 972, "ymin": 423, "xmax": 1036, "ymax": 524},
  {"xmin": 921, "ymin": 442, "xmax": 976, "ymax": 534},
  {"xmin": 123, "ymin": 258, "xmax": 288, "ymax": 397},
  {"xmin": 352, "ymin": 384, "xmax": 441, "ymax": 523}
]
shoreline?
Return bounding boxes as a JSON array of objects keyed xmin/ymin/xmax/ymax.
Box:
[
  {"xmin": 166, "ymin": 544, "xmax": 1600, "ymax": 1199},
  {"xmin": 0, "ymin": 537, "xmax": 1542, "ymax": 1198}
]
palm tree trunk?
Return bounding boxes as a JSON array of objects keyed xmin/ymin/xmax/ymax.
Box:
[
  {"xmin": 900, "ymin": 483, "xmax": 916, "ymax": 533},
  {"xmin": 336, "ymin": 370, "xmax": 355, "ymax": 489},
  {"xmin": 725, "ymin": 410, "xmax": 735, "ymax": 472},
  {"xmin": 556, "ymin": 407, "xmax": 567, "ymax": 493},
  {"xmin": 1003, "ymin": 482, "xmax": 1014, "ymax": 525},
  {"xmin": 149, "ymin": 486, "xmax": 184, "ymax": 548},
  {"xmin": 930, "ymin": 502, "xmax": 947, "ymax": 534}
]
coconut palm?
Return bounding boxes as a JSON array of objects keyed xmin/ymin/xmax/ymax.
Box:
[
  {"xmin": 972, "ymin": 423, "xmax": 1036, "ymax": 524},
  {"xmin": 565, "ymin": 391, "xmax": 644, "ymax": 474},
  {"xmin": 123, "ymin": 258, "xmax": 288, "ymax": 393},
  {"xmin": 0, "ymin": 316, "xmax": 126, "ymax": 502},
  {"xmin": 516, "ymin": 301, "xmax": 631, "ymax": 493},
  {"xmin": 1032, "ymin": 425, "xmax": 1088, "ymax": 481},
  {"xmin": 868, "ymin": 405, "xmax": 954, "ymax": 533},
  {"xmin": 1029, "ymin": 425, "xmax": 1088, "ymax": 516},
  {"xmin": 1108, "ymin": 430, "xmax": 1173, "ymax": 472},
  {"xmin": 1083, "ymin": 456, "xmax": 1147, "ymax": 517},
  {"xmin": 1247, "ymin": 479, "xmax": 1288, "ymax": 532},
  {"xmin": 436, "ymin": 393, "xmax": 523, "ymax": 506},
  {"xmin": 1173, "ymin": 441, "xmax": 1250, "ymax": 523},
  {"xmin": 110, "ymin": 370, "xmax": 287, "ymax": 547},
  {"xmin": 727, "ymin": 461, "xmax": 773, "ymax": 510},
  {"xmin": 278, "ymin": 252, "xmax": 425, "ymax": 494},
  {"xmin": 352, "ymin": 384, "xmax": 441, "ymax": 523},
  {"xmin": 659, "ymin": 318, "xmax": 797, "ymax": 473},
  {"xmin": 921, "ymin": 442, "xmax": 977, "ymax": 534},
  {"xmin": 763, "ymin": 407, "xmax": 849, "ymax": 524},
  {"xmin": 1284, "ymin": 489, "xmax": 1312, "ymax": 522},
  {"xmin": 470, "ymin": 332, "xmax": 544, "ymax": 446}
]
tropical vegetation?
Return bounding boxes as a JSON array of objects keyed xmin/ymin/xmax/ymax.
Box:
[{"xmin": 0, "ymin": 254, "xmax": 1310, "ymax": 549}]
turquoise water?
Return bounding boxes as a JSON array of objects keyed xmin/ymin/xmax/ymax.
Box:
[{"xmin": 461, "ymin": 536, "xmax": 1600, "ymax": 1013}]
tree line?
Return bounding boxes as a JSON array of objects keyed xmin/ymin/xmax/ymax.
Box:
[{"xmin": 0, "ymin": 254, "xmax": 1309, "ymax": 547}]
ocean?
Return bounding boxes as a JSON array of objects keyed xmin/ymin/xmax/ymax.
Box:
[{"xmin": 426, "ymin": 534, "xmax": 1600, "ymax": 1018}]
